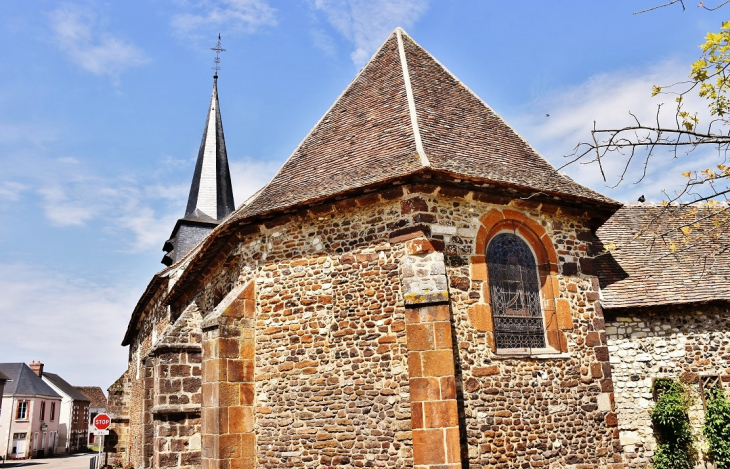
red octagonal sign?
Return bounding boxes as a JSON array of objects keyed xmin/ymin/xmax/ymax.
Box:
[{"xmin": 93, "ymin": 413, "xmax": 111, "ymax": 431}]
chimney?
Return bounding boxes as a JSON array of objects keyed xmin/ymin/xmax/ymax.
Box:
[{"xmin": 29, "ymin": 361, "xmax": 44, "ymax": 378}]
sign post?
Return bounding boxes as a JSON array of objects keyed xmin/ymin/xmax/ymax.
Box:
[{"xmin": 93, "ymin": 414, "xmax": 111, "ymax": 469}]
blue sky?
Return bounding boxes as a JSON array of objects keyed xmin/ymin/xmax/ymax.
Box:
[{"xmin": 0, "ymin": 0, "xmax": 722, "ymax": 389}]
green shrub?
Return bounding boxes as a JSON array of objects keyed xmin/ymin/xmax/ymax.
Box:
[
  {"xmin": 650, "ymin": 379, "xmax": 694, "ymax": 469},
  {"xmin": 704, "ymin": 385, "xmax": 730, "ymax": 469}
]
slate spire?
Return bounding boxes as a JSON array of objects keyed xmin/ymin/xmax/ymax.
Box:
[
  {"xmin": 184, "ymin": 78, "xmax": 235, "ymax": 221},
  {"xmin": 162, "ymin": 36, "xmax": 235, "ymax": 266}
]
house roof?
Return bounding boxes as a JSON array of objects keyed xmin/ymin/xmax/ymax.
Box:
[
  {"xmin": 597, "ymin": 203, "xmax": 730, "ymax": 309},
  {"xmin": 43, "ymin": 372, "xmax": 90, "ymax": 402},
  {"xmin": 0, "ymin": 363, "xmax": 61, "ymax": 399},
  {"xmin": 0, "ymin": 370, "xmax": 9, "ymax": 381},
  {"xmin": 74, "ymin": 386, "xmax": 107, "ymax": 408},
  {"xmin": 235, "ymin": 28, "xmax": 615, "ymax": 222}
]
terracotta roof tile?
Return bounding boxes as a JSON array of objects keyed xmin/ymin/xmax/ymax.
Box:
[
  {"xmin": 238, "ymin": 32, "xmax": 419, "ymax": 219},
  {"xmin": 597, "ymin": 204, "xmax": 730, "ymax": 309},
  {"xmin": 234, "ymin": 29, "xmax": 614, "ymax": 223},
  {"xmin": 75, "ymin": 386, "xmax": 107, "ymax": 408},
  {"xmin": 402, "ymin": 34, "xmax": 613, "ymax": 204}
]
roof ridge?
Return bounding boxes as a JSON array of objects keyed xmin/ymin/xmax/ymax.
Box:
[
  {"xmin": 399, "ymin": 30, "xmax": 565, "ymax": 180},
  {"xmin": 396, "ymin": 28, "xmax": 429, "ymax": 167}
]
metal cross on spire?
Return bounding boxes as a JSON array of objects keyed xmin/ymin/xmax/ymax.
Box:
[{"xmin": 212, "ymin": 33, "xmax": 226, "ymax": 79}]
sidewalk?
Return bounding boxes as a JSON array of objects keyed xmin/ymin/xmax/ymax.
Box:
[{"xmin": 2, "ymin": 453, "xmax": 95, "ymax": 469}]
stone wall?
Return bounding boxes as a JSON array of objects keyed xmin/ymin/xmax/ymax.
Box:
[
  {"xmin": 116, "ymin": 183, "xmax": 625, "ymax": 468},
  {"xmin": 606, "ymin": 304, "xmax": 730, "ymax": 468},
  {"xmin": 106, "ymin": 371, "xmax": 131, "ymax": 461}
]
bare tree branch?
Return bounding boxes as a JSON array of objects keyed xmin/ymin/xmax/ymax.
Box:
[{"xmin": 634, "ymin": 0, "xmax": 685, "ymax": 14}]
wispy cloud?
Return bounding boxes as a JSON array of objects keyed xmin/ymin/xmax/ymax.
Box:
[
  {"xmin": 171, "ymin": 0, "xmax": 277, "ymax": 39},
  {"xmin": 0, "ymin": 181, "xmax": 29, "ymax": 202},
  {"xmin": 311, "ymin": 0, "xmax": 430, "ymax": 66},
  {"xmin": 49, "ymin": 4, "xmax": 149, "ymax": 80},
  {"xmin": 34, "ymin": 166, "xmax": 188, "ymax": 252},
  {"xmin": 0, "ymin": 122, "xmax": 59, "ymax": 146},
  {"xmin": 0, "ymin": 262, "xmax": 134, "ymax": 387},
  {"xmin": 510, "ymin": 60, "xmax": 718, "ymax": 203},
  {"xmin": 229, "ymin": 157, "xmax": 282, "ymax": 205}
]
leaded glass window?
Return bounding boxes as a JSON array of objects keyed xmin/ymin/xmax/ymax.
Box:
[{"xmin": 487, "ymin": 233, "xmax": 546, "ymax": 349}]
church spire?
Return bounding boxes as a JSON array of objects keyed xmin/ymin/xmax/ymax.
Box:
[
  {"xmin": 162, "ymin": 35, "xmax": 235, "ymax": 266},
  {"xmin": 184, "ymin": 77, "xmax": 235, "ymax": 220},
  {"xmin": 184, "ymin": 34, "xmax": 234, "ymax": 221}
]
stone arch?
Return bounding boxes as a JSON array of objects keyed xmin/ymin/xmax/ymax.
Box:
[{"xmin": 469, "ymin": 209, "xmax": 570, "ymax": 352}]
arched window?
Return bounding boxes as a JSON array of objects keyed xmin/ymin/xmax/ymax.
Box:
[{"xmin": 487, "ymin": 233, "xmax": 546, "ymax": 349}]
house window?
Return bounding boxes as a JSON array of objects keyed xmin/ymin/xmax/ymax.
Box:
[
  {"xmin": 487, "ymin": 232, "xmax": 546, "ymax": 349},
  {"xmin": 16, "ymin": 400, "xmax": 28, "ymax": 420},
  {"xmin": 40, "ymin": 401, "xmax": 46, "ymax": 421},
  {"xmin": 50, "ymin": 402, "xmax": 55, "ymax": 421}
]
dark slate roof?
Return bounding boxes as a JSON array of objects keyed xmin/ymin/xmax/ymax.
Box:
[
  {"xmin": 185, "ymin": 79, "xmax": 235, "ymax": 221},
  {"xmin": 43, "ymin": 373, "xmax": 90, "ymax": 402},
  {"xmin": 75, "ymin": 386, "xmax": 107, "ymax": 408},
  {"xmin": 0, "ymin": 364, "xmax": 61, "ymax": 398},
  {"xmin": 597, "ymin": 203, "xmax": 730, "ymax": 309},
  {"xmin": 0, "ymin": 370, "xmax": 9, "ymax": 381},
  {"xmin": 234, "ymin": 28, "xmax": 614, "ymax": 222}
]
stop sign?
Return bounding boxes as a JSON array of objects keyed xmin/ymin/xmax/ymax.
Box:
[{"xmin": 93, "ymin": 413, "xmax": 111, "ymax": 431}]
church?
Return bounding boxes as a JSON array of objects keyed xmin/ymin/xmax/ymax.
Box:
[{"xmin": 107, "ymin": 29, "xmax": 730, "ymax": 469}]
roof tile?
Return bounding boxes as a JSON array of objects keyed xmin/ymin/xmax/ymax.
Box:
[{"xmin": 597, "ymin": 204, "xmax": 730, "ymax": 309}]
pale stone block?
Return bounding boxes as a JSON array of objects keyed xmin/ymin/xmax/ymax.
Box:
[
  {"xmin": 430, "ymin": 224, "xmax": 457, "ymax": 235},
  {"xmin": 597, "ymin": 393, "xmax": 612, "ymax": 411},
  {"xmin": 456, "ymin": 227, "xmax": 477, "ymax": 237},
  {"xmin": 189, "ymin": 433, "xmax": 201, "ymax": 450},
  {"xmin": 619, "ymin": 431, "xmax": 640, "ymax": 446}
]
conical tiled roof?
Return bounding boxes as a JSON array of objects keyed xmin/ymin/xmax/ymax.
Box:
[{"xmin": 235, "ymin": 28, "xmax": 614, "ymax": 222}]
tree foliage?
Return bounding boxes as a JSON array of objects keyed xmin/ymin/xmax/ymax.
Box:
[
  {"xmin": 567, "ymin": 3, "xmax": 730, "ymax": 267},
  {"xmin": 704, "ymin": 385, "xmax": 730, "ymax": 469},
  {"xmin": 650, "ymin": 379, "xmax": 695, "ymax": 469}
]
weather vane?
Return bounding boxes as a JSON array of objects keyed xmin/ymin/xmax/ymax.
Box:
[{"xmin": 212, "ymin": 33, "xmax": 226, "ymax": 79}]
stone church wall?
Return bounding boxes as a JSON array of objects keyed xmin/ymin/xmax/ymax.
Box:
[
  {"xmin": 113, "ymin": 184, "xmax": 624, "ymax": 468},
  {"xmin": 606, "ymin": 304, "xmax": 730, "ymax": 468},
  {"xmin": 189, "ymin": 185, "xmax": 620, "ymax": 468},
  {"xmin": 426, "ymin": 191, "xmax": 621, "ymax": 468},
  {"xmin": 197, "ymin": 190, "xmax": 417, "ymax": 468},
  {"xmin": 106, "ymin": 371, "xmax": 132, "ymax": 460}
]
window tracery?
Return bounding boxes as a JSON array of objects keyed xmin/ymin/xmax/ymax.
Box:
[{"xmin": 487, "ymin": 232, "xmax": 546, "ymax": 349}]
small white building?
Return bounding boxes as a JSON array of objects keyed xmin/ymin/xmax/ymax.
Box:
[
  {"xmin": 0, "ymin": 362, "xmax": 61, "ymax": 460},
  {"xmin": 42, "ymin": 372, "xmax": 90, "ymax": 453}
]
